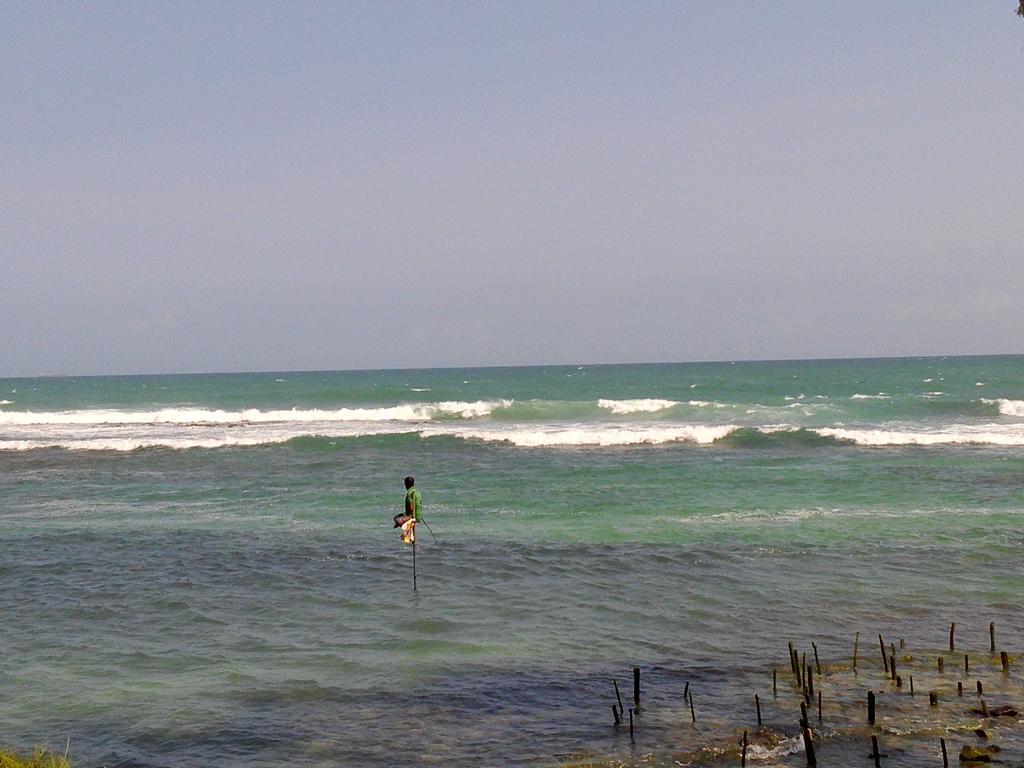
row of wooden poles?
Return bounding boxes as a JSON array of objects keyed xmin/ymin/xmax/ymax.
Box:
[{"xmin": 611, "ymin": 621, "xmax": 1013, "ymax": 766}]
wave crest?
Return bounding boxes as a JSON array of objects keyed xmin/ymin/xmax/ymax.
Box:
[
  {"xmin": 981, "ymin": 398, "xmax": 1024, "ymax": 417},
  {"xmin": 0, "ymin": 400, "xmax": 511, "ymax": 427},
  {"xmin": 597, "ymin": 398, "xmax": 677, "ymax": 415}
]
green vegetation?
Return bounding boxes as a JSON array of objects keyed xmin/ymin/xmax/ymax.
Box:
[{"xmin": 0, "ymin": 749, "xmax": 71, "ymax": 768}]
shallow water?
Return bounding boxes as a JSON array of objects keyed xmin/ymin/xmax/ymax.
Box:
[{"xmin": 2, "ymin": 358, "xmax": 1023, "ymax": 766}]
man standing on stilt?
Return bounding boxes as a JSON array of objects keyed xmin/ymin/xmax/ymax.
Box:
[{"xmin": 394, "ymin": 475, "xmax": 422, "ymax": 543}]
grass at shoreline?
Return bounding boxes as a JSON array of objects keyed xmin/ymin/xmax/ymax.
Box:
[{"xmin": 0, "ymin": 749, "xmax": 71, "ymax": 768}]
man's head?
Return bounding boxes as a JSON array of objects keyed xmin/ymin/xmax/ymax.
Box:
[{"xmin": 404, "ymin": 476, "xmax": 415, "ymax": 489}]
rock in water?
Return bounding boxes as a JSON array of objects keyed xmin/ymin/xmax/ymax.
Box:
[{"xmin": 959, "ymin": 744, "xmax": 992, "ymax": 762}]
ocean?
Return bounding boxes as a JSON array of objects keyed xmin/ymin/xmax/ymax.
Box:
[{"xmin": 2, "ymin": 356, "xmax": 1023, "ymax": 767}]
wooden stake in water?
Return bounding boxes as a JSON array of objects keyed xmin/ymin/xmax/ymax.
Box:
[
  {"xmin": 628, "ymin": 708, "xmax": 634, "ymax": 742},
  {"xmin": 976, "ymin": 680, "xmax": 983, "ymax": 696},
  {"xmin": 909, "ymin": 675, "xmax": 914, "ymax": 695},
  {"xmin": 853, "ymin": 631, "xmax": 859, "ymax": 672},
  {"xmin": 802, "ymin": 727, "xmax": 816, "ymax": 767},
  {"xmin": 412, "ymin": 531, "xmax": 417, "ymax": 591},
  {"xmin": 689, "ymin": 691, "xmax": 696, "ymax": 723},
  {"xmin": 741, "ymin": 730, "xmax": 748, "ymax": 768},
  {"xmin": 889, "ymin": 654, "xmax": 896, "ymax": 680},
  {"xmin": 871, "ymin": 735, "xmax": 881, "ymax": 768},
  {"xmin": 878, "ymin": 634, "xmax": 889, "ymax": 674},
  {"xmin": 812, "ymin": 642, "xmax": 821, "ymax": 675},
  {"xmin": 957, "ymin": 681, "xmax": 963, "ymax": 697},
  {"xmin": 964, "ymin": 654, "xmax": 969, "ymax": 674},
  {"xmin": 949, "ymin": 622, "xmax": 956, "ymax": 652},
  {"xmin": 940, "ymin": 737, "xmax": 948, "ymax": 768},
  {"xmin": 817, "ymin": 690, "xmax": 822, "ymax": 723},
  {"xmin": 683, "ymin": 680, "xmax": 689, "ymax": 703},
  {"xmin": 612, "ymin": 705, "xmax": 621, "ymax": 725},
  {"xmin": 633, "ymin": 667, "xmax": 640, "ymax": 711},
  {"xmin": 755, "ymin": 694, "xmax": 762, "ymax": 726},
  {"xmin": 613, "ymin": 679, "xmax": 624, "ymax": 715},
  {"xmin": 937, "ymin": 656, "xmax": 944, "ymax": 673},
  {"xmin": 867, "ymin": 690, "xmax": 875, "ymax": 725},
  {"xmin": 929, "ymin": 690, "xmax": 938, "ymax": 706},
  {"xmin": 990, "ymin": 622, "xmax": 996, "ymax": 654},
  {"xmin": 773, "ymin": 668, "xmax": 777, "ymax": 697},
  {"xmin": 1001, "ymin": 651, "xmax": 1010, "ymax": 674}
]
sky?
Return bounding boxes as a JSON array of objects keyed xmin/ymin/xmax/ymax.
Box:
[{"xmin": 2, "ymin": 1, "xmax": 1022, "ymax": 376}]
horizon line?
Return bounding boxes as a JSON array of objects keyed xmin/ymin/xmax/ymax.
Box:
[{"xmin": 3, "ymin": 350, "xmax": 1022, "ymax": 380}]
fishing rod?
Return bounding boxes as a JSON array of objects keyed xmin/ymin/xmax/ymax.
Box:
[{"xmin": 419, "ymin": 517, "xmax": 440, "ymax": 547}]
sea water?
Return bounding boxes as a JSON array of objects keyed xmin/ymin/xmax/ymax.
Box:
[{"xmin": 2, "ymin": 357, "xmax": 1023, "ymax": 766}]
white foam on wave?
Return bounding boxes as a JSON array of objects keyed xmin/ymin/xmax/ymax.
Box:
[
  {"xmin": 921, "ymin": 392, "xmax": 945, "ymax": 397},
  {"xmin": 981, "ymin": 398, "xmax": 1024, "ymax": 417},
  {"xmin": 422, "ymin": 423, "xmax": 737, "ymax": 447},
  {"xmin": 597, "ymin": 398, "xmax": 678, "ymax": 415},
  {"xmin": 0, "ymin": 400, "xmax": 12, "ymax": 405},
  {"xmin": 0, "ymin": 400, "xmax": 511, "ymax": 427},
  {"xmin": 851, "ymin": 393, "xmax": 890, "ymax": 400},
  {"xmin": 814, "ymin": 424, "xmax": 1024, "ymax": 446}
]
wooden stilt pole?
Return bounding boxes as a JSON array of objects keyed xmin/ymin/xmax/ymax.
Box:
[{"xmin": 412, "ymin": 530, "xmax": 417, "ymax": 591}]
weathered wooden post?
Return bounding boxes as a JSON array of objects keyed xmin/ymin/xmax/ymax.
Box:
[
  {"xmin": 812, "ymin": 642, "xmax": 821, "ymax": 675},
  {"xmin": 964, "ymin": 654, "xmax": 969, "ymax": 674},
  {"xmin": 871, "ymin": 735, "xmax": 881, "ymax": 768},
  {"xmin": 689, "ymin": 691, "xmax": 696, "ymax": 723},
  {"xmin": 628, "ymin": 708, "xmax": 634, "ymax": 741},
  {"xmin": 817, "ymin": 690, "xmax": 822, "ymax": 723},
  {"xmin": 755, "ymin": 693, "xmax": 762, "ymax": 726},
  {"xmin": 633, "ymin": 666, "xmax": 640, "ymax": 711},
  {"xmin": 1001, "ymin": 651, "xmax": 1010, "ymax": 674},
  {"xmin": 976, "ymin": 680, "xmax": 983, "ymax": 696},
  {"xmin": 940, "ymin": 737, "xmax": 948, "ymax": 767},
  {"xmin": 957, "ymin": 681, "xmax": 963, "ymax": 697},
  {"xmin": 949, "ymin": 622, "xmax": 956, "ymax": 652},
  {"xmin": 937, "ymin": 656, "xmax": 944, "ymax": 673},
  {"xmin": 853, "ymin": 631, "xmax": 860, "ymax": 672},
  {"xmin": 879, "ymin": 634, "xmax": 889, "ymax": 674},
  {"xmin": 929, "ymin": 690, "xmax": 938, "ymax": 706},
  {"xmin": 741, "ymin": 730, "xmax": 748, "ymax": 768},
  {"xmin": 612, "ymin": 705, "xmax": 621, "ymax": 725},
  {"xmin": 990, "ymin": 622, "xmax": 996, "ymax": 654},
  {"xmin": 802, "ymin": 727, "xmax": 816, "ymax": 766},
  {"xmin": 773, "ymin": 668, "xmax": 777, "ymax": 697},
  {"xmin": 613, "ymin": 680, "xmax": 624, "ymax": 715},
  {"xmin": 867, "ymin": 690, "xmax": 875, "ymax": 725}
]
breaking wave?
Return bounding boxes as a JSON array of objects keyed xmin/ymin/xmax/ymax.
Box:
[
  {"xmin": 0, "ymin": 401, "xmax": 510, "ymax": 426},
  {"xmin": 6, "ymin": 420, "xmax": 1024, "ymax": 451},
  {"xmin": 981, "ymin": 398, "xmax": 1024, "ymax": 417},
  {"xmin": 597, "ymin": 398, "xmax": 678, "ymax": 414}
]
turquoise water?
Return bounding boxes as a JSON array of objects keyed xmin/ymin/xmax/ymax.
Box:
[{"xmin": 2, "ymin": 357, "xmax": 1024, "ymax": 766}]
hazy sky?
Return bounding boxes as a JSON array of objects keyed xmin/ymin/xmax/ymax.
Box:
[{"xmin": 2, "ymin": 2, "xmax": 1022, "ymax": 376}]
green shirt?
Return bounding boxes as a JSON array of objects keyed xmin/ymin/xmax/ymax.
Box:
[{"xmin": 405, "ymin": 487, "xmax": 423, "ymax": 520}]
